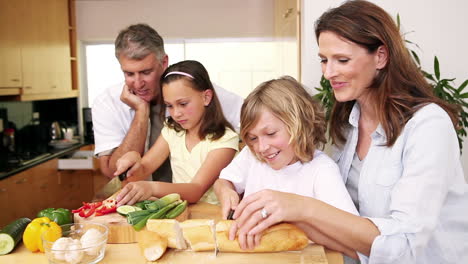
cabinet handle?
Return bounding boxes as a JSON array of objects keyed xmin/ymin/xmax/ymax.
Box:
[
  {"xmin": 0, "ymin": 188, "xmax": 6, "ymax": 193},
  {"xmin": 283, "ymin": 8, "xmax": 294, "ymax": 18},
  {"xmin": 40, "ymin": 184, "xmax": 48, "ymax": 190},
  {"xmin": 16, "ymin": 178, "xmax": 27, "ymax": 184},
  {"xmin": 24, "ymin": 86, "xmax": 32, "ymax": 89},
  {"xmin": 51, "ymin": 85, "xmax": 57, "ymax": 89},
  {"xmin": 11, "ymin": 78, "xmax": 20, "ymax": 82}
]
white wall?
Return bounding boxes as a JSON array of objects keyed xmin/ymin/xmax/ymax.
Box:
[
  {"xmin": 301, "ymin": 0, "xmax": 468, "ymax": 180},
  {"xmin": 76, "ymin": 0, "xmax": 274, "ymax": 41}
]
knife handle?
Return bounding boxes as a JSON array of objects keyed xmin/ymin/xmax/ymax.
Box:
[
  {"xmin": 227, "ymin": 209, "xmax": 235, "ymax": 220},
  {"xmin": 118, "ymin": 169, "xmax": 129, "ymax": 181}
]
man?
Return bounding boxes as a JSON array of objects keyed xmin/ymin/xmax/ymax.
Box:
[{"xmin": 92, "ymin": 24, "xmax": 243, "ymax": 182}]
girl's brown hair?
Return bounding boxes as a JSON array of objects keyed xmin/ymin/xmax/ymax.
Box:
[
  {"xmin": 315, "ymin": 0, "xmax": 459, "ymax": 146},
  {"xmin": 241, "ymin": 76, "xmax": 326, "ymax": 163},
  {"xmin": 160, "ymin": 60, "xmax": 233, "ymax": 140}
]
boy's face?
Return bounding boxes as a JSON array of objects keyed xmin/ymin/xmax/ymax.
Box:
[{"xmin": 246, "ymin": 109, "xmax": 297, "ymax": 170}]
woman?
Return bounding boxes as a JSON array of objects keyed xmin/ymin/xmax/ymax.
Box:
[{"xmin": 229, "ymin": 1, "xmax": 468, "ymax": 263}]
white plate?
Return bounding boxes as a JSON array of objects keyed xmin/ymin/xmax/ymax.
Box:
[{"xmin": 49, "ymin": 139, "xmax": 79, "ymax": 149}]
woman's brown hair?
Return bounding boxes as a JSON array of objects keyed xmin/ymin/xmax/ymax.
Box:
[
  {"xmin": 241, "ymin": 76, "xmax": 326, "ymax": 163},
  {"xmin": 160, "ymin": 60, "xmax": 233, "ymax": 140},
  {"xmin": 315, "ymin": 0, "xmax": 459, "ymax": 146}
]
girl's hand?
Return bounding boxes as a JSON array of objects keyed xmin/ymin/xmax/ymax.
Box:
[
  {"xmin": 116, "ymin": 181, "xmax": 154, "ymax": 206},
  {"xmin": 231, "ymin": 189, "xmax": 308, "ymax": 249},
  {"xmin": 114, "ymin": 151, "xmax": 142, "ymax": 178}
]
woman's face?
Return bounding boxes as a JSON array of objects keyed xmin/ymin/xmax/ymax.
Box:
[
  {"xmin": 246, "ymin": 109, "xmax": 297, "ymax": 170},
  {"xmin": 163, "ymin": 79, "xmax": 212, "ymax": 134},
  {"xmin": 318, "ymin": 31, "xmax": 382, "ymax": 104}
]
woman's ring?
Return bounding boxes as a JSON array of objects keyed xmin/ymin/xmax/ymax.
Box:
[{"xmin": 261, "ymin": 208, "xmax": 268, "ymax": 219}]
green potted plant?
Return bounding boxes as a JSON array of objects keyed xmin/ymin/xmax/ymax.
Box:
[{"xmin": 314, "ymin": 15, "xmax": 468, "ymax": 151}]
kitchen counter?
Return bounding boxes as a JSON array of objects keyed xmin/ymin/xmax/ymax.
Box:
[
  {"xmin": 0, "ymin": 141, "xmax": 87, "ymax": 180},
  {"xmin": 0, "ymin": 203, "xmax": 344, "ymax": 264}
]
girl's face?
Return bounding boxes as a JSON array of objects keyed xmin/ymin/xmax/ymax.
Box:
[
  {"xmin": 318, "ymin": 31, "xmax": 384, "ymax": 104},
  {"xmin": 246, "ymin": 109, "xmax": 297, "ymax": 170},
  {"xmin": 163, "ymin": 79, "xmax": 212, "ymax": 134}
]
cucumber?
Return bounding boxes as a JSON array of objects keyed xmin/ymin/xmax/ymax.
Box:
[
  {"xmin": 117, "ymin": 205, "xmax": 138, "ymax": 216},
  {"xmin": 0, "ymin": 218, "xmax": 31, "ymax": 255}
]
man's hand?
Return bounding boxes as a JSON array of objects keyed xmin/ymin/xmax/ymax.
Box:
[{"xmin": 120, "ymin": 84, "xmax": 148, "ymax": 111}]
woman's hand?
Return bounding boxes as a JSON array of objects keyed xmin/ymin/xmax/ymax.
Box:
[
  {"xmin": 116, "ymin": 181, "xmax": 154, "ymax": 206},
  {"xmin": 231, "ymin": 189, "xmax": 309, "ymax": 249},
  {"xmin": 114, "ymin": 151, "xmax": 142, "ymax": 178}
]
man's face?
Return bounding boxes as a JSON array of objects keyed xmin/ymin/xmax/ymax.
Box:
[{"xmin": 119, "ymin": 53, "xmax": 168, "ymax": 103}]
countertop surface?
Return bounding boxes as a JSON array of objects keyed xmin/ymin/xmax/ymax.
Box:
[
  {"xmin": 0, "ymin": 203, "xmax": 344, "ymax": 264},
  {"xmin": 0, "ymin": 141, "xmax": 87, "ymax": 180}
]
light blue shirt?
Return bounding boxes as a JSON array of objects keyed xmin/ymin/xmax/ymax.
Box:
[{"xmin": 333, "ymin": 102, "xmax": 468, "ymax": 264}]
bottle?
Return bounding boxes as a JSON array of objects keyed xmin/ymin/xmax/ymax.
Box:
[{"xmin": 3, "ymin": 128, "xmax": 15, "ymax": 153}]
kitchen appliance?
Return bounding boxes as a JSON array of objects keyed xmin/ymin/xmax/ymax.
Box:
[
  {"xmin": 83, "ymin": 107, "xmax": 94, "ymax": 143},
  {"xmin": 50, "ymin": 121, "xmax": 65, "ymax": 140}
]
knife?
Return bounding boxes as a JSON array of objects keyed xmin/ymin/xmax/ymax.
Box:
[{"xmin": 93, "ymin": 170, "xmax": 128, "ymax": 201}]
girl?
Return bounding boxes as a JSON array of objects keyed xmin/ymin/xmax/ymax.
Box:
[
  {"xmin": 115, "ymin": 60, "xmax": 239, "ymax": 205},
  {"xmin": 213, "ymin": 76, "xmax": 358, "ymax": 250}
]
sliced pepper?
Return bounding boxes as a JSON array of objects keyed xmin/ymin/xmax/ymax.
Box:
[
  {"xmin": 95, "ymin": 205, "xmax": 117, "ymax": 216},
  {"xmin": 23, "ymin": 217, "xmax": 62, "ymax": 253}
]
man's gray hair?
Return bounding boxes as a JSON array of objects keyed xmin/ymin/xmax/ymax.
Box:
[{"xmin": 115, "ymin": 23, "xmax": 166, "ymax": 61}]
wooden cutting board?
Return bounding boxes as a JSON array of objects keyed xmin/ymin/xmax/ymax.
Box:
[{"xmin": 73, "ymin": 207, "xmax": 189, "ymax": 244}]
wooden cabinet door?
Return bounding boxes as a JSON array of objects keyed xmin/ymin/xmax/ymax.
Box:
[
  {"xmin": 21, "ymin": 0, "xmax": 72, "ymax": 96},
  {"xmin": 0, "ymin": 0, "xmax": 24, "ymax": 88}
]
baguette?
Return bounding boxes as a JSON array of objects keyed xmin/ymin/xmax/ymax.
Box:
[
  {"xmin": 215, "ymin": 220, "xmax": 309, "ymax": 252},
  {"xmin": 146, "ymin": 219, "xmax": 187, "ymax": 249},
  {"xmin": 180, "ymin": 219, "xmax": 216, "ymax": 252},
  {"xmin": 137, "ymin": 229, "xmax": 167, "ymax": 261}
]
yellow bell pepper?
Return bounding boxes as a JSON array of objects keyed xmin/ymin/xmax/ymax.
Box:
[{"xmin": 22, "ymin": 216, "xmax": 62, "ymax": 253}]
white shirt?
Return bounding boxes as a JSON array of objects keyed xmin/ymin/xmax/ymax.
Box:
[
  {"xmin": 220, "ymin": 147, "xmax": 358, "ymax": 215},
  {"xmin": 92, "ymin": 82, "xmax": 243, "ymax": 156},
  {"xmin": 334, "ymin": 102, "xmax": 468, "ymax": 264}
]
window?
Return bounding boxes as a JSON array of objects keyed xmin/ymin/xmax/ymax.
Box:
[{"xmin": 84, "ymin": 38, "xmax": 298, "ymax": 106}]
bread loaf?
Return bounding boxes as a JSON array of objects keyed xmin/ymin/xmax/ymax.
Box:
[
  {"xmin": 215, "ymin": 220, "xmax": 309, "ymax": 252},
  {"xmin": 180, "ymin": 219, "xmax": 216, "ymax": 252},
  {"xmin": 146, "ymin": 219, "xmax": 187, "ymax": 249},
  {"xmin": 137, "ymin": 229, "xmax": 167, "ymax": 261}
]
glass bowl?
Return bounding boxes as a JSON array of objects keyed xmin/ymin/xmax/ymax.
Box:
[{"xmin": 42, "ymin": 223, "xmax": 108, "ymax": 264}]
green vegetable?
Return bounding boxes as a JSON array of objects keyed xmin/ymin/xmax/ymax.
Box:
[
  {"xmin": 165, "ymin": 200, "xmax": 188, "ymax": 219},
  {"xmin": 117, "ymin": 205, "xmax": 138, "ymax": 216},
  {"xmin": 145, "ymin": 193, "xmax": 180, "ymax": 210},
  {"xmin": 133, "ymin": 200, "xmax": 153, "ymax": 210},
  {"xmin": 133, "ymin": 201, "xmax": 181, "ymax": 231},
  {"xmin": 37, "ymin": 208, "xmax": 73, "ymax": 226},
  {"xmin": 0, "ymin": 218, "xmax": 31, "ymax": 255}
]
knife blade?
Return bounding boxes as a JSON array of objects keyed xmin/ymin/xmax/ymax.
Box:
[{"xmin": 93, "ymin": 170, "xmax": 128, "ymax": 201}]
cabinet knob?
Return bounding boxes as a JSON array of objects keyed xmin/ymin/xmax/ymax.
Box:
[
  {"xmin": 0, "ymin": 188, "xmax": 6, "ymax": 193},
  {"xmin": 11, "ymin": 78, "xmax": 20, "ymax": 82},
  {"xmin": 51, "ymin": 85, "xmax": 57, "ymax": 89}
]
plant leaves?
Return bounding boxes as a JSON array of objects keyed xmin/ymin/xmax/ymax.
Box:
[
  {"xmin": 457, "ymin": 80, "xmax": 468, "ymax": 93},
  {"xmin": 411, "ymin": 50, "xmax": 421, "ymax": 65},
  {"xmin": 434, "ymin": 56, "xmax": 440, "ymax": 80}
]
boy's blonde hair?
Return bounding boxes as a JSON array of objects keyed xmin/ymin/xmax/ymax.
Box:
[{"xmin": 240, "ymin": 76, "xmax": 327, "ymax": 163}]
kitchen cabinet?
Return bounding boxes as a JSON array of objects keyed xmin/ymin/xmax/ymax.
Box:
[
  {"xmin": 0, "ymin": 0, "xmax": 78, "ymax": 101},
  {"xmin": 0, "ymin": 145, "xmax": 107, "ymax": 227}
]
